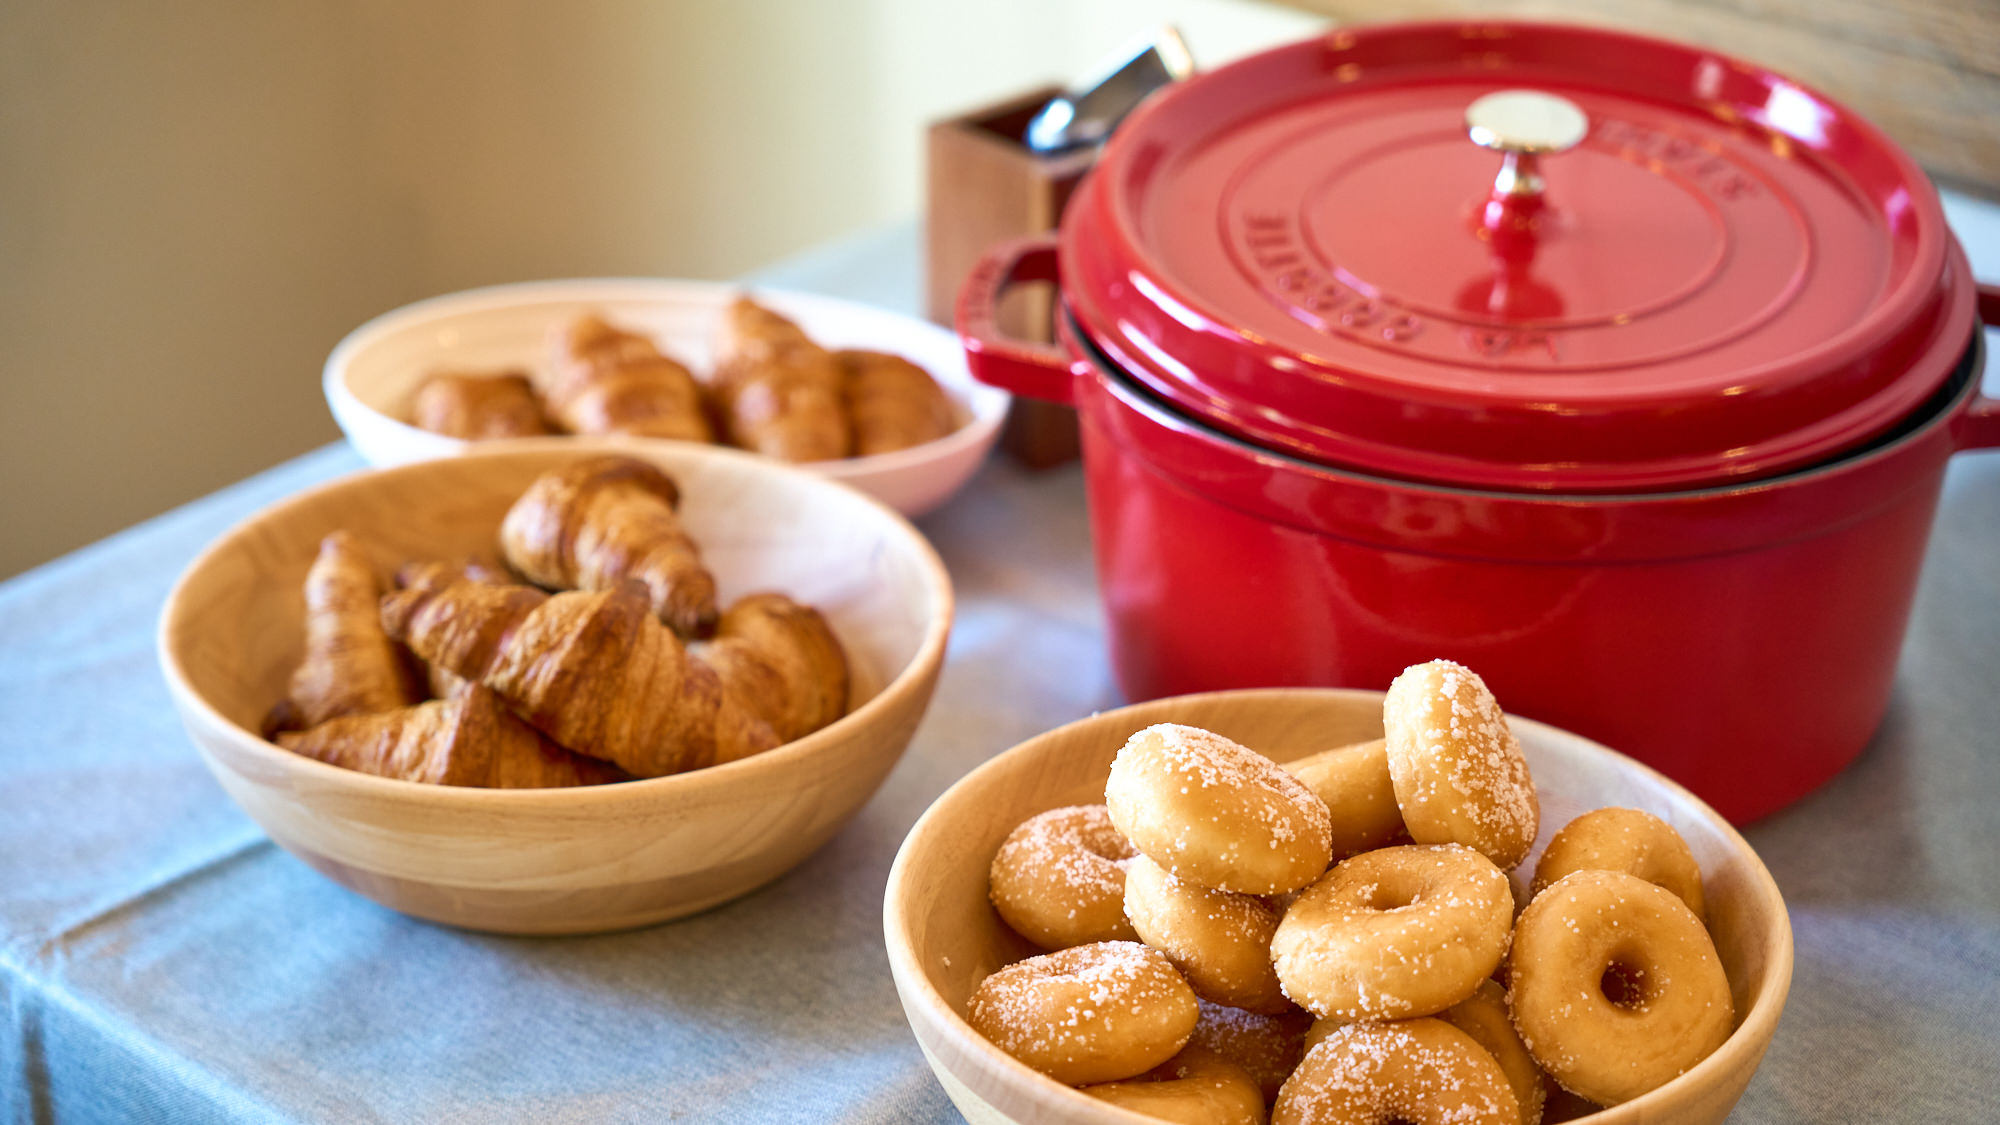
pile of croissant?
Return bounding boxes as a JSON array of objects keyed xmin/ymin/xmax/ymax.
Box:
[
  {"xmin": 262, "ymin": 454, "xmax": 849, "ymax": 789},
  {"xmin": 411, "ymin": 296, "xmax": 959, "ymax": 462}
]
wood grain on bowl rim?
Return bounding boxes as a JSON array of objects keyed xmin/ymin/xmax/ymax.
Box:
[
  {"xmin": 157, "ymin": 441, "xmax": 953, "ymax": 934},
  {"xmin": 884, "ymin": 688, "xmax": 1793, "ymax": 1125}
]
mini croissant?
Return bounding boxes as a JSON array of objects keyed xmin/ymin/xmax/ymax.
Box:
[
  {"xmin": 277, "ymin": 685, "xmax": 627, "ymax": 788},
  {"xmin": 499, "ymin": 455, "xmax": 719, "ymax": 637},
  {"xmin": 379, "ymin": 574, "xmax": 777, "ymax": 777},
  {"xmin": 696, "ymin": 594, "xmax": 849, "ymax": 744},
  {"xmin": 836, "ymin": 349, "xmax": 957, "ymax": 456},
  {"xmin": 710, "ymin": 297, "xmax": 849, "ymax": 462},
  {"xmin": 265, "ymin": 531, "xmax": 422, "ymax": 736},
  {"xmin": 393, "ymin": 558, "xmax": 515, "ymax": 699},
  {"xmin": 410, "ymin": 370, "xmax": 553, "ymax": 440},
  {"xmin": 538, "ymin": 314, "xmax": 714, "ymax": 443}
]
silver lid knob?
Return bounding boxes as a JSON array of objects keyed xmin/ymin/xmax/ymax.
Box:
[{"xmin": 1466, "ymin": 90, "xmax": 1588, "ymax": 199}]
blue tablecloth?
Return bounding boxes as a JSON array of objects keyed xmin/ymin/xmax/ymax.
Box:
[{"xmin": 3, "ymin": 223, "xmax": 1998, "ymax": 1123}]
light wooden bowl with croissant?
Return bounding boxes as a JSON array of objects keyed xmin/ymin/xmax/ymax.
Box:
[{"xmin": 159, "ymin": 442, "xmax": 952, "ymax": 934}]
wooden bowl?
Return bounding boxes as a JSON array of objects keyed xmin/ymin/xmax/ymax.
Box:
[
  {"xmin": 159, "ymin": 441, "xmax": 952, "ymax": 934},
  {"xmin": 884, "ymin": 689, "xmax": 1793, "ymax": 1125},
  {"xmin": 324, "ymin": 278, "xmax": 1010, "ymax": 517}
]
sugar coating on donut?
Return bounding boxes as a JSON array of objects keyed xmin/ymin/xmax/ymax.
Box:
[
  {"xmin": 1080, "ymin": 1044, "xmax": 1267, "ymax": 1125},
  {"xmin": 1507, "ymin": 869, "xmax": 1733, "ymax": 1106},
  {"xmin": 1187, "ymin": 999, "xmax": 1313, "ymax": 1104},
  {"xmin": 1106, "ymin": 723, "xmax": 1334, "ymax": 895},
  {"xmin": 990, "ymin": 804, "xmax": 1140, "ymax": 949},
  {"xmin": 1531, "ymin": 806, "xmax": 1706, "ymax": 923},
  {"xmin": 1273, "ymin": 1018, "xmax": 1519, "ymax": 1125},
  {"xmin": 1441, "ymin": 979, "xmax": 1547, "ymax": 1125},
  {"xmin": 967, "ymin": 940, "xmax": 1199, "ymax": 1086},
  {"xmin": 1384, "ymin": 660, "xmax": 1540, "ymax": 869},
  {"xmin": 1123, "ymin": 854, "xmax": 1292, "ymax": 1013},
  {"xmin": 1270, "ymin": 843, "xmax": 1514, "ymax": 1021}
]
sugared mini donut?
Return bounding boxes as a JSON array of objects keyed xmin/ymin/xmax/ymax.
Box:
[
  {"xmin": 1106, "ymin": 724, "xmax": 1333, "ymax": 895},
  {"xmin": 1124, "ymin": 854, "xmax": 1292, "ymax": 1014},
  {"xmin": 1080, "ymin": 1044, "xmax": 1267, "ymax": 1125},
  {"xmin": 967, "ymin": 941, "xmax": 1199, "ymax": 1085},
  {"xmin": 1270, "ymin": 844, "xmax": 1514, "ymax": 1021},
  {"xmin": 1383, "ymin": 660, "xmax": 1540, "ymax": 869},
  {"xmin": 1273, "ymin": 1019, "xmax": 1519, "ymax": 1125},
  {"xmin": 989, "ymin": 804, "xmax": 1139, "ymax": 949},
  {"xmin": 1531, "ymin": 807, "xmax": 1706, "ymax": 923},
  {"xmin": 1188, "ymin": 999, "xmax": 1312, "ymax": 1105},
  {"xmin": 1508, "ymin": 870, "xmax": 1733, "ymax": 1106},
  {"xmin": 1285, "ymin": 738, "xmax": 1410, "ymax": 862},
  {"xmin": 1442, "ymin": 980, "xmax": 1547, "ymax": 1125}
]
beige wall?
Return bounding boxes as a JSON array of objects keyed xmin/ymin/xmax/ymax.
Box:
[{"xmin": 0, "ymin": 0, "xmax": 1321, "ymax": 578}]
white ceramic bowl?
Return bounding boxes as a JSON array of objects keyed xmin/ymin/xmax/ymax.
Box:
[
  {"xmin": 885, "ymin": 689, "xmax": 1793, "ymax": 1125},
  {"xmin": 324, "ymin": 279, "xmax": 1010, "ymax": 517}
]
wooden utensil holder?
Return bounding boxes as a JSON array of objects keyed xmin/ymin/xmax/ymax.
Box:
[{"xmin": 926, "ymin": 87, "xmax": 1097, "ymax": 469}]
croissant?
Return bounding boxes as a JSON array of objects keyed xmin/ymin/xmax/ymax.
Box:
[
  {"xmin": 393, "ymin": 558, "xmax": 515, "ymax": 698},
  {"xmin": 836, "ymin": 349, "xmax": 957, "ymax": 456},
  {"xmin": 538, "ymin": 314, "xmax": 714, "ymax": 443},
  {"xmin": 695, "ymin": 593, "xmax": 850, "ymax": 743},
  {"xmin": 277, "ymin": 685, "xmax": 628, "ymax": 788},
  {"xmin": 265, "ymin": 531, "xmax": 422, "ymax": 736},
  {"xmin": 710, "ymin": 297, "xmax": 848, "ymax": 462},
  {"xmin": 380, "ymin": 575, "xmax": 777, "ymax": 777},
  {"xmin": 499, "ymin": 455, "xmax": 719, "ymax": 637},
  {"xmin": 410, "ymin": 370, "xmax": 553, "ymax": 439}
]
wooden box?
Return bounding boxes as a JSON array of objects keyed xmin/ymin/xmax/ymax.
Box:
[{"xmin": 926, "ymin": 88, "xmax": 1098, "ymax": 469}]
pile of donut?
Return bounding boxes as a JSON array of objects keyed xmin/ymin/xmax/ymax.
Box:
[{"xmin": 969, "ymin": 660, "xmax": 1733, "ymax": 1125}]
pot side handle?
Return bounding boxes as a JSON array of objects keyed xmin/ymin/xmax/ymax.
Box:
[
  {"xmin": 1959, "ymin": 283, "xmax": 2000, "ymax": 451},
  {"xmin": 955, "ymin": 235, "xmax": 1082, "ymax": 405}
]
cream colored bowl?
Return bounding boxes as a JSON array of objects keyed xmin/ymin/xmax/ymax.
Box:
[
  {"xmin": 324, "ymin": 278, "xmax": 1010, "ymax": 518},
  {"xmin": 885, "ymin": 689, "xmax": 1792, "ymax": 1125},
  {"xmin": 160, "ymin": 442, "xmax": 952, "ymax": 934}
]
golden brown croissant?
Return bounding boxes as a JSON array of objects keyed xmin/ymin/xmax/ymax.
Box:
[
  {"xmin": 265, "ymin": 531, "xmax": 422, "ymax": 736},
  {"xmin": 836, "ymin": 349, "xmax": 957, "ymax": 456},
  {"xmin": 695, "ymin": 594, "xmax": 849, "ymax": 743},
  {"xmin": 380, "ymin": 575, "xmax": 777, "ymax": 777},
  {"xmin": 277, "ymin": 684, "xmax": 628, "ymax": 788},
  {"xmin": 498, "ymin": 455, "xmax": 719, "ymax": 637},
  {"xmin": 538, "ymin": 314, "xmax": 714, "ymax": 442},
  {"xmin": 410, "ymin": 370, "xmax": 553, "ymax": 439},
  {"xmin": 710, "ymin": 297, "xmax": 849, "ymax": 462},
  {"xmin": 393, "ymin": 558, "xmax": 515, "ymax": 698}
]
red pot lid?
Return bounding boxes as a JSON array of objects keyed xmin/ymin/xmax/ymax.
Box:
[{"xmin": 1062, "ymin": 20, "xmax": 1975, "ymax": 492}]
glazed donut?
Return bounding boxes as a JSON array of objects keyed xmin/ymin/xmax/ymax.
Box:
[
  {"xmin": 989, "ymin": 804, "xmax": 1139, "ymax": 949},
  {"xmin": 1124, "ymin": 854, "xmax": 1291, "ymax": 1014},
  {"xmin": 1285, "ymin": 738, "xmax": 1411, "ymax": 862},
  {"xmin": 1508, "ymin": 870, "xmax": 1733, "ymax": 1106},
  {"xmin": 1187, "ymin": 999, "xmax": 1312, "ymax": 1105},
  {"xmin": 1273, "ymin": 1019, "xmax": 1518, "ymax": 1125},
  {"xmin": 1106, "ymin": 723, "xmax": 1333, "ymax": 895},
  {"xmin": 1383, "ymin": 660, "xmax": 1540, "ymax": 869},
  {"xmin": 1531, "ymin": 807, "xmax": 1706, "ymax": 923},
  {"xmin": 1080, "ymin": 1044, "xmax": 1267, "ymax": 1125},
  {"xmin": 967, "ymin": 941, "xmax": 1199, "ymax": 1085},
  {"xmin": 1270, "ymin": 844, "xmax": 1513, "ymax": 1021},
  {"xmin": 1441, "ymin": 979, "xmax": 1547, "ymax": 1125}
]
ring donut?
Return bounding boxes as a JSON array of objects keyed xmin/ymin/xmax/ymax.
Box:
[
  {"xmin": 967, "ymin": 941, "xmax": 1199, "ymax": 1085},
  {"xmin": 1531, "ymin": 807, "xmax": 1706, "ymax": 922},
  {"xmin": 1285, "ymin": 738, "xmax": 1410, "ymax": 862},
  {"xmin": 1187, "ymin": 999, "xmax": 1312, "ymax": 1105},
  {"xmin": 1508, "ymin": 870, "xmax": 1734, "ymax": 1106},
  {"xmin": 1384, "ymin": 660, "xmax": 1540, "ymax": 869},
  {"xmin": 989, "ymin": 804, "xmax": 1139, "ymax": 949},
  {"xmin": 1271, "ymin": 844, "xmax": 1514, "ymax": 1021},
  {"xmin": 1273, "ymin": 1018, "xmax": 1519, "ymax": 1125},
  {"xmin": 1106, "ymin": 723, "xmax": 1333, "ymax": 895},
  {"xmin": 1124, "ymin": 854, "xmax": 1292, "ymax": 1014},
  {"xmin": 1081, "ymin": 1044, "xmax": 1267, "ymax": 1124},
  {"xmin": 1441, "ymin": 979, "xmax": 1547, "ymax": 1125}
]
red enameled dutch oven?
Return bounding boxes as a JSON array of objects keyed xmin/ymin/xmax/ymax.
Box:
[{"xmin": 957, "ymin": 20, "xmax": 2000, "ymax": 823}]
